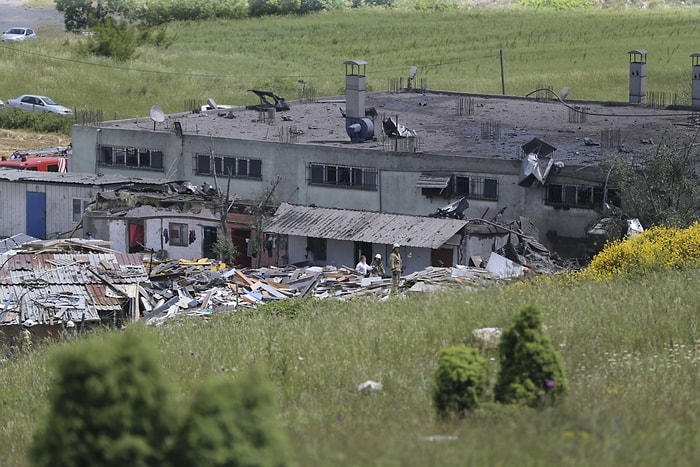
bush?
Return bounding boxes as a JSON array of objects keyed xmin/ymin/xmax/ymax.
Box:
[
  {"xmin": 494, "ymin": 303, "xmax": 567, "ymax": 408},
  {"xmin": 29, "ymin": 330, "xmax": 176, "ymax": 467},
  {"xmin": 0, "ymin": 108, "xmax": 73, "ymax": 135},
  {"xmin": 433, "ymin": 344, "xmax": 489, "ymax": 419},
  {"xmin": 579, "ymin": 223, "xmax": 700, "ymax": 281},
  {"xmin": 83, "ymin": 17, "xmax": 139, "ymax": 61},
  {"xmin": 169, "ymin": 368, "xmax": 290, "ymax": 467}
]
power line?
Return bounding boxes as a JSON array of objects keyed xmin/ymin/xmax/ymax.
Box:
[{"xmin": 0, "ymin": 42, "xmax": 498, "ymax": 80}]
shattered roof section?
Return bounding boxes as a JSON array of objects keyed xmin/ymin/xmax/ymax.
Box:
[
  {"xmin": 264, "ymin": 203, "xmax": 468, "ymax": 249},
  {"xmin": 0, "ymin": 251, "xmax": 149, "ymax": 326}
]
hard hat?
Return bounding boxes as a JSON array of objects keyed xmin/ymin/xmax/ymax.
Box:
[
  {"xmin": 65, "ymin": 320, "xmax": 76, "ymax": 328},
  {"xmin": 22, "ymin": 319, "xmax": 35, "ymax": 328},
  {"xmin": 375, "ymin": 254, "xmax": 381, "ymax": 260},
  {"xmin": 393, "ymin": 243, "xmax": 400, "ymax": 249}
]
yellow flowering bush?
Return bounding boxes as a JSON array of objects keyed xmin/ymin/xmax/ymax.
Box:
[{"xmin": 579, "ymin": 222, "xmax": 700, "ymax": 281}]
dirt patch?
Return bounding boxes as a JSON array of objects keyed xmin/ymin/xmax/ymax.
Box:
[{"xmin": 0, "ymin": 129, "xmax": 70, "ymax": 155}]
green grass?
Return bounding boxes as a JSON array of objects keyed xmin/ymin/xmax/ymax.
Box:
[
  {"xmin": 2, "ymin": 8, "xmax": 700, "ymax": 120},
  {"xmin": 4, "ymin": 269, "xmax": 700, "ymax": 466}
]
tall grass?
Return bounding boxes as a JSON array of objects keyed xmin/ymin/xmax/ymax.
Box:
[
  {"xmin": 1, "ymin": 8, "xmax": 700, "ymax": 119},
  {"xmin": 3, "ymin": 268, "xmax": 700, "ymax": 466}
]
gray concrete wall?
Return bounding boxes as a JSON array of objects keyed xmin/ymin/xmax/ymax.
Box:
[{"xmin": 71, "ymin": 125, "xmax": 606, "ymax": 250}]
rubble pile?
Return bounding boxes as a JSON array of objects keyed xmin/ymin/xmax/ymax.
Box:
[{"xmin": 138, "ymin": 259, "xmax": 505, "ymax": 325}]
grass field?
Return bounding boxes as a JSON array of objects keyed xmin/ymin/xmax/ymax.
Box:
[
  {"xmin": 3, "ymin": 7, "xmax": 700, "ymax": 466},
  {"xmin": 2, "ymin": 8, "xmax": 700, "ymax": 120},
  {"xmin": 3, "ymin": 267, "xmax": 700, "ymax": 466}
]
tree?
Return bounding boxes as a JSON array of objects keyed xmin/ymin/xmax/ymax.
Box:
[
  {"xmin": 85, "ymin": 16, "xmax": 138, "ymax": 60},
  {"xmin": 29, "ymin": 331, "xmax": 176, "ymax": 467},
  {"xmin": 604, "ymin": 131, "xmax": 700, "ymax": 230},
  {"xmin": 55, "ymin": 0, "xmax": 94, "ymax": 31},
  {"xmin": 494, "ymin": 303, "xmax": 567, "ymax": 408}
]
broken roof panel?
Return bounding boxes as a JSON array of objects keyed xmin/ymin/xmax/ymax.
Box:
[
  {"xmin": 264, "ymin": 203, "xmax": 467, "ymax": 249},
  {"xmin": 416, "ymin": 173, "xmax": 452, "ymax": 189},
  {"xmin": 521, "ymin": 137, "xmax": 557, "ymax": 158},
  {"xmin": 0, "ymin": 251, "xmax": 149, "ymax": 326}
]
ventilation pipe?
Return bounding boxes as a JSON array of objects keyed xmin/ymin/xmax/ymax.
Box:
[
  {"xmin": 345, "ymin": 59, "xmax": 374, "ymax": 142},
  {"xmin": 628, "ymin": 49, "xmax": 647, "ymax": 105}
]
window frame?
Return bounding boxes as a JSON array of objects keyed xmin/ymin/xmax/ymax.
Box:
[
  {"xmin": 169, "ymin": 222, "xmax": 188, "ymax": 247},
  {"xmin": 194, "ymin": 153, "xmax": 263, "ymax": 179},
  {"xmin": 72, "ymin": 198, "xmax": 92, "ymax": 223},
  {"xmin": 545, "ymin": 183, "xmax": 611, "ymax": 210},
  {"xmin": 308, "ymin": 163, "xmax": 378, "ymax": 190},
  {"xmin": 98, "ymin": 145, "xmax": 164, "ymax": 171},
  {"xmin": 453, "ymin": 175, "xmax": 499, "ymax": 201}
]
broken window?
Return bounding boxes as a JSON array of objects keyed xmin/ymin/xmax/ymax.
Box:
[
  {"xmin": 72, "ymin": 198, "xmax": 91, "ymax": 223},
  {"xmin": 169, "ymin": 222, "xmax": 188, "ymax": 247},
  {"xmin": 545, "ymin": 183, "xmax": 613, "ymax": 209}
]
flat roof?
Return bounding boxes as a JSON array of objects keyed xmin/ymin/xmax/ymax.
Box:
[{"xmin": 100, "ymin": 90, "xmax": 696, "ymax": 167}]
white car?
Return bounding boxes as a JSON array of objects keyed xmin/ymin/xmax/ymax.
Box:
[
  {"xmin": 6, "ymin": 95, "xmax": 73, "ymax": 115},
  {"xmin": 1, "ymin": 27, "xmax": 36, "ymax": 42}
]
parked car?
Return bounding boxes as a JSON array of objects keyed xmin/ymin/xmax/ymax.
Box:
[
  {"xmin": 1, "ymin": 27, "xmax": 36, "ymax": 42},
  {"xmin": 6, "ymin": 95, "xmax": 73, "ymax": 115}
]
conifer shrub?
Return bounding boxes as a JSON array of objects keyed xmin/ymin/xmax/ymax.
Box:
[
  {"xmin": 494, "ymin": 303, "xmax": 567, "ymax": 408},
  {"xmin": 169, "ymin": 368, "xmax": 290, "ymax": 467},
  {"xmin": 29, "ymin": 331, "xmax": 176, "ymax": 467},
  {"xmin": 433, "ymin": 344, "xmax": 489, "ymax": 419}
]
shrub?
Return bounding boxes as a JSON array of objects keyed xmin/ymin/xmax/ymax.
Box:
[
  {"xmin": 433, "ymin": 344, "xmax": 489, "ymax": 419},
  {"xmin": 494, "ymin": 303, "xmax": 567, "ymax": 408},
  {"xmin": 579, "ymin": 223, "xmax": 700, "ymax": 281},
  {"xmin": 84, "ymin": 17, "xmax": 139, "ymax": 61},
  {"xmin": 169, "ymin": 368, "xmax": 290, "ymax": 467},
  {"xmin": 29, "ymin": 330, "xmax": 176, "ymax": 467},
  {"xmin": 0, "ymin": 108, "xmax": 73, "ymax": 135}
]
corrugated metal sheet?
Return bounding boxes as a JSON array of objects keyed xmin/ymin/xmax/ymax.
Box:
[
  {"xmin": 0, "ymin": 252, "xmax": 148, "ymax": 325},
  {"xmin": 416, "ymin": 173, "xmax": 452, "ymax": 189},
  {"xmin": 0, "ymin": 170, "xmax": 174, "ymax": 186},
  {"xmin": 263, "ymin": 203, "xmax": 467, "ymax": 249}
]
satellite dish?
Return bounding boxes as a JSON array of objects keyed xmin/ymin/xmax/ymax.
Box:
[
  {"xmin": 149, "ymin": 105, "xmax": 164, "ymax": 130},
  {"xmin": 560, "ymin": 86, "xmax": 570, "ymax": 101},
  {"xmin": 206, "ymin": 97, "xmax": 217, "ymax": 110},
  {"xmin": 150, "ymin": 105, "xmax": 165, "ymax": 123}
]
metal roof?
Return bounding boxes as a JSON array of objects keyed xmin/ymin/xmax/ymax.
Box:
[
  {"xmin": 416, "ymin": 173, "xmax": 452, "ymax": 189},
  {"xmin": 263, "ymin": 203, "xmax": 467, "ymax": 249},
  {"xmin": 0, "ymin": 252, "xmax": 148, "ymax": 326},
  {"xmin": 0, "ymin": 169, "xmax": 176, "ymax": 186}
]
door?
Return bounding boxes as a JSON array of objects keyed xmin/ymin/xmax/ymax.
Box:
[
  {"xmin": 353, "ymin": 241, "xmax": 373, "ymax": 266},
  {"xmin": 231, "ymin": 228, "xmax": 251, "ymax": 267},
  {"xmin": 26, "ymin": 191, "xmax": 46, "ymax": 239},
  {"xmin": 202, "ymin": 226, "xmax": 217, "ymax": 259},
  {"xmin": 128, "ymin": 221, "xmax": 145, "ymax": 253},
  {"xmin": 431, "ymin": 248, "xmax": 453, "ymax": 267}
]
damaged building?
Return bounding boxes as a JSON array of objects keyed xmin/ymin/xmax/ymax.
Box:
[{"xmin": 67, "ymin": 55, "xmax": 698, "ymax": 264}]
